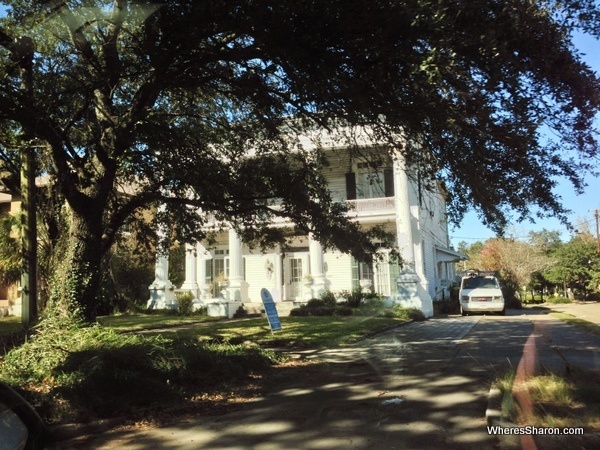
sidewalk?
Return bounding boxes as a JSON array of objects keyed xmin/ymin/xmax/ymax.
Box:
[
  {"xmin": 53, "ymin": 312, "xmax": 599, "ymax": 449},
  {"xmin": 542, "ymin": 301, "xmax": 600, "ymax": 326}
]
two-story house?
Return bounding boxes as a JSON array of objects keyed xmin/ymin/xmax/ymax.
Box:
[{"xmin": 148, "ymin": 129, "xmax": 466, "ymax": 317}]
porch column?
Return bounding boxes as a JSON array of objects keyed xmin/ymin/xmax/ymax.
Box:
[
  {"xmin": 274, "ymin": 246, "xmax": 284, "ymax": 301},
  {"xmin": 180, "ymin": 243, "xmax": 199, "ymax": 296},
  {"xmin": 309, "ymin": 233, "xmax": 327, "ymax": 298},
  {"xmin": 196, "ymin": 243, "xmax": 210, "ymax": 299},
  {"xmin": 393, "ymin": 158, "xmax": 433, "ymax": 317},
  {"xmin": 227, "ymin": 228, "xmax": 248, "ymax": 302},
  {"xmin": 394, "ymin": 159, "xmax": 415, "ymax": 264},
  {"xmin": 148, "ymin": 212, "xmax": 175, "ymax": 309}
]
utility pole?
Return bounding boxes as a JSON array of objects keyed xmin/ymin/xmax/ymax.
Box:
[
  {"xmin": 20, "ymin": 140, "xmax": 37, "ymax": 328},
  {"xmin": 595, "ymin": 209, "xmax": 600, "ymax": 254},
  {"xmin": 1, "ymin": 29, "xmax": 38, "ymax": 328}
]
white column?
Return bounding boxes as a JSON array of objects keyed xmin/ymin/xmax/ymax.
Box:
[
  {"xmin": 180, "ymin": 243, "xmax": 199, "ymax": 296},
  {"xmin": 196, "ymin": 244, "xmax": 212, "ymax": 300},
  {"xmin": 309, "ymin": 233, "xmax": 327, "ymax": 298},
  {"xmin": 227, "ymin": 228, "xmax": 248, "ymax": 302},
  {"xmin": 148, "ymin": 211, "xmax": 175, "ymax": 309},
  {"xmin": 393, "ymin": 158, "xmax": 433, "ymax": 317},
  {"xmin": 274, "ymin": 247, "xmax": 283, "ymax": 301},
  {"xmin": 394, "ymin": 159, "xmax": 415, "ymax": 265}
]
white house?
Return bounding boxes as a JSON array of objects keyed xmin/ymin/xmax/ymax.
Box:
[{"xmin": 148, "ymin": 128, "xmax": 466, "ymax": 317}]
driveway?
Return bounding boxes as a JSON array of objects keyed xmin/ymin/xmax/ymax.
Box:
[{"xmin": 56, "ymin": 310, "xmax": 598, "ymax": 449}]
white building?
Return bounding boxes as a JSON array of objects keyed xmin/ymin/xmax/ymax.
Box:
[{"xmin": 148, "ymin": 129, "xmax": 465, "ymax": 317}]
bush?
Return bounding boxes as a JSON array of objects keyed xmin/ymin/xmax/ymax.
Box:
[
  {"xmin": 380, "ymin": 305, "xmax": 426, "ymax": 321},
  {"xmin": 339, "ymin": 289, "xmax": 384, "ymax": 308},
  {"xmin": 320, "ymin": 291, "xmax": 337, "ymax": 307},
  {"xmin": 0, "ymin": 315, "xmax": 281, "ymax": 423},
  {"xmin": 289, "ymin": 296, "xmax": 348, "ymax": 317},
  {"xmin": 433, "ymin": 298, "xmax": 459, "ymax": 315},
  {"xmin": 333, "ymin": 306, "xmax": 353, "ymax": 316},
  {"xmin": 306, "ymin": 298, "xmax": 326, "ymax": 308},
  {"xmin": 545, "ymin": 296, "xmax": 572, "ymax": 304},
  {"xmin": 176, "ymin": 291, "xmax": 195, "ymax": 315},
  {"xmin": 343, "ymin": 289, "xmax": 364, "ymax": 308}
]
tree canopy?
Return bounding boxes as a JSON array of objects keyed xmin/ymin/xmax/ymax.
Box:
[{"xmin": 1, "ymin": 0, "xmax": 599, "ymax": 319}]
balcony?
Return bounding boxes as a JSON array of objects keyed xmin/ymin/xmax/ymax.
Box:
[
  {"xmin": 346, "ymin": 197, "xmax": 396, "ymax": 217},
  {"xmin": 201, "ymin": 197, "xmax": 396, "ymax": 228}
]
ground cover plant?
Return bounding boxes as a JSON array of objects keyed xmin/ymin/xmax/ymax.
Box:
[
  {"xmin": 0, "ymin": 314, "xmax": 283, "ymax": 424},
  {"xmin": 0, "ymin": 312, "xmax": 409, "ymax": 424},
  {"xmin": 495, "ymin": 369, "xmax": 600, "ymax": 431}
]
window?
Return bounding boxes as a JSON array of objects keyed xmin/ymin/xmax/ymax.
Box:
[
  {"xmin": 352, "ymin": 257, "xmax": 374, "ymax": 290},
  {"xmin": 346, "ymin": 163, "xmax": 394, "ymax": 200}
]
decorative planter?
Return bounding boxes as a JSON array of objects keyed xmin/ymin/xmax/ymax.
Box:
[{"xmin": 359, "ymin": 279, "xmax": 372, "ymax": 293}]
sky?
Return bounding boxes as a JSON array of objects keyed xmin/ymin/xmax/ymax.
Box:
[
  {"xmin": 1, "ymin": 5, "xmax": 598, "ymax": 247},
  {"xmin": 450, "ymin": 31, "xmax": 600, "ymax": 248}
]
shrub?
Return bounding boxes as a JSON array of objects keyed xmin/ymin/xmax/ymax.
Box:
[
  {"xmin": 333, "ymin": 306, "xmax": 353, "ymax": 316},
  {"xmin": 433, "ymin": 298, "xmax": 459, "ymax": 315},
  {"xmin": 546, "ymin": 296, "xmax": 572, "ymax": 304},
  {"xmin": 306, "ymin": 298, "xmax": 325, "ymax": 308},
  {"xmin": 176, "ymin": 291, "xmax": 195, "ymax": 315},
  {"xmin": 320, "ymin": 290, "xmax": 337, "ymax": 307},
  {"xmin": 344, "ymin": 289, "xmax": 363, "ymax": 308},
  {"xmin": 380, "ymin": 305, "xmax": 426, "ymax": 321},
  {"xmin": 289, "ymin": 298, "xmax": 342, "ymax": 317},
  {"xmin": 0, "ymin": 315, "xmax": 281, "ymax": 422},
  {"xmin": 339, "ymin": 289, "xmax": 384, "ymax": 308}
]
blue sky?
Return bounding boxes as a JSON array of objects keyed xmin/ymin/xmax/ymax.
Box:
[{"xmin": 450, "ymin": 32, "xmax": 600, "ymax": 248}]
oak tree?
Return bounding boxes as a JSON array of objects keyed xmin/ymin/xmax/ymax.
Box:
[{"xmin": 1, "ymin": 1, "xmax": 599, "ymax": 319}]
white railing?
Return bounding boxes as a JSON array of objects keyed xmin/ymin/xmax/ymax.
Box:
[
  {"xmin": 200, "ymin": 197, "xmax": 396, "ymax": 227},
  {"xmin": 347, "ymin": 197, "xmax": 395, "ymax": 213}
]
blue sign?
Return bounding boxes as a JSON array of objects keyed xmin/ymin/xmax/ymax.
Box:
[{"xmin": 260, "ymin": 288, "xmax": 282, "ymax": 331}]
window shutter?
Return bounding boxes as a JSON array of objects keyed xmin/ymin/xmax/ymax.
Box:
[
  {"xmin": 205, "ymin": 260, "xmax": 213, "ymax": 284},
  {"xmin": 346, "ymin": 172, "xmax": 356, "ymax": 200},
  {"xmin": 384, "ymin": 168, "xmax": 394, "ymax": 197},
  {"xmin": 351, "ymin": 257, "xmax": 359, "ymax": 290}
]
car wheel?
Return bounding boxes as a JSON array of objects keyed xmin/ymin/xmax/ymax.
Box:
[
  {"xmin": 499, "ymin": 307, "xmax": 506, "ymax": 316},
  {"xmin": 460, "ymin": 306, "xmax": 467, "ymax": 316}
]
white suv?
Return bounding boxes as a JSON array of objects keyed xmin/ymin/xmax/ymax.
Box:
[{"xmin": 459, "ymin": 272, "xmax": 505, "ymax": 316}]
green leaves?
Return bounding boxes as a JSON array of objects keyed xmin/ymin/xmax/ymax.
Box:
[{"xmin": 1, "ymin": 1, "xmax": 599, "ymax": 315}]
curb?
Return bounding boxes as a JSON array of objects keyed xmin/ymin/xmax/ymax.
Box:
[
  {"xmin": 485, "ymin": 385, "xmax": 522, "ymax": 449},
  {"xmin": 485, "ymin": 386, "xmax": 502, "ymax": 426}
]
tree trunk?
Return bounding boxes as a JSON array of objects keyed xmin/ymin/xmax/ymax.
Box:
[{"xmin": 49, "ymin": 208, "xmax": 105, "ymax": 322}]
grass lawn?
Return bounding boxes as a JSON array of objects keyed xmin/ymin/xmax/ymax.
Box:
[
  {"xmin": 0, "ymin": 316, "xmax": 22, "ymax": 336},
  {"xmin": 97, "ymin": 312, "xmax": 220, "ymax": 331},
  {"xmin": 100, "ymin": 313, "xmax": 409, "ymax": 349},
  {"xmin": 549, "ymin": 312, "xmax": 600, "ymax": 338},
  {"xmin": 495, "ymin": 369, "xmax": 600, "ymax": 431}
]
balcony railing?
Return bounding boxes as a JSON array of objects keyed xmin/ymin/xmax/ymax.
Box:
[
  {"xmin": 347, "ymin": 197, "xmax": 395, "ymax": 214},
  {"xmin": 201, "ymin": 197, "xmax": 396, "ymax": 227}
]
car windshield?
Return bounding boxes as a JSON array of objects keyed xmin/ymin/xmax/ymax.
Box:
[{"xmin": 462, "ymin": 276, "xmax": 499, "ymax": 290}]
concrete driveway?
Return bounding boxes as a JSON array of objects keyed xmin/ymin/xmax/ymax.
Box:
[{"xmin": 55, "ymin": 309, "xmax": 599, "ymax": 450}]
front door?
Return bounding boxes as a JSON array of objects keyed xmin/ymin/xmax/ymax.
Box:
[{"xmin": 284, "ymin": 253, "xmax": 308, "ymax": 300}]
